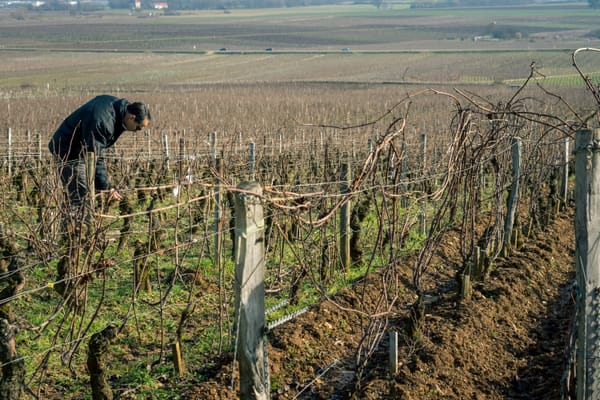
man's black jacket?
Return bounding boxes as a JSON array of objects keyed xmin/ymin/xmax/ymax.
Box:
[{"xmin": 49, "ymin": 95, "xmax": 128, "ymax": 191}]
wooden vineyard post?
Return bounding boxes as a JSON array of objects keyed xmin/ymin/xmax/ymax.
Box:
[
  {"xmin": 575, "ymin": 128, "xmax": 600, "ymax": 400},
  {"xmin": 86, "ymin": 152, "xmax": 96, "ymax": 229},
  {"xmin": 459, "ymin": 263, "xmax": 472, "ymax": 300},
  {"xmin": 340, "ymin": 161, "xmax": 351, "ymax": 274},
  {"xmin": 419, "ymin": 134, "xmax": 427, "ymax": 236},
  {"xmin": 401, "ymin": 141, "xmax": 408, "ymax": 208},
  {"xmin": 171, "ymin": 340, "xmax": 185, "ymax": 378},
  {"xmin": 214, "ymin": 157, "xmax": 225, "ymax": 350},
  {"xmin": 503, "ymin": 137, "xmax": 521, "ymax": 256},
  {"xmin": 147, "ymin": 130, "xmax": 152, "ymax": 162},
  {"xmin": 215, "ymin": 157, "xmax": 224, "ymax": 263},
  {"xmin": 560, "ymin": 137, "xmax": 570, "ymax": 208},
  {"xmin": 420, "ymin": 133, "xmax": 427, "ymax": 174},
  {"xmin": 472, "ymin": 246, "xmax": 486, "ymax": 281},
  {"xmin": 233, "ymin": 181, "xmax": 269, "ymax": 400},
  {"xmin": 249, "ymin": 142, "xmax": 256, "ymax": 181},
  {"xmin": 7, "ymin": 128, "xmax": 12, "ymax": 178},
  {"xmin": 26, "ymin": 129, "xmax": 31, "ymax": 161},
  {"xmin": 86, "ymin": 152, "xmax": 95, "ymax": 206},
  {"xmin": 37, "ymin": 131, "xmax": 42, "ymax": 164}
]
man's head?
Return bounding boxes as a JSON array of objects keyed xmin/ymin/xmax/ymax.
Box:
[{"xmin": 124, "ymin": 102, "xmax": 152, "ymax": 131}]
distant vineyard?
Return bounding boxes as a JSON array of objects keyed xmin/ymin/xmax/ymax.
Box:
[{"xmin": 504, "ymin": 71, "xmax": 600, "ymax": 87}]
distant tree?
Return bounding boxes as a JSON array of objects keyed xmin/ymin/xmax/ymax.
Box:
[
  {"xmin": 590, "ymin": 0, "xmax": 600, "ymax": 8},
  {"xmin": 586, "ymin": 29, "xmax": 600, "ymax": 39},
  {"xmin": 108, "ymin": 0, "xmax": 131, "ymax": 8},
  {"xmin": 483, "ymin": 22, "xmax": 521, "ymax": 40},
  {"xmin": 10, "ymin": 7, "xmax": 27, "ymax": 20},
  {"xmin": 411, "ymin": 0, "xmax": 546, "ymax": 7}
]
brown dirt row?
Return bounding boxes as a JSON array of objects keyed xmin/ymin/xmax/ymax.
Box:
[{"xmin": 181, "ymin": 209, "xmax": 575, "ymax": 400}]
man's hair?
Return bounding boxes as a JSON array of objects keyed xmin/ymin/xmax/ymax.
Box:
[{"xmin": 127, "ymin": 102, "xmax": 152, "ymax": 123}]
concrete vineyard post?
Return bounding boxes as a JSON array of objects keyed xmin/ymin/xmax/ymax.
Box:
[
  {"xmin": 575, "ymin": 128, "xmax": 600, "ymax": 400},
  {"xmin": 233, "ymin": 181, "xmax": 269, "ymax": 400},
  {"xmin": 163, "ymin": 134, "xmax": 170, "ymax": 171},
  {"xmin": 210, "ymin": 131, "xmax": 217, "ymax": 160},
  {"xmin": 389, "ymin": 331, "xmax": 398, "ymax": 375},
  {"xmin": 279, "ymin": 132, "xmax": 283, "ymax": 154}
]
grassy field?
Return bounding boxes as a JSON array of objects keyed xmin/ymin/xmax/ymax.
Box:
[
  {"xmin": 0, "ymin": 49, "xmax": 596, "ymax": 92},
  {"xmin": 0, "ymin": 2, "xmax": 599, "ymax": 91}
]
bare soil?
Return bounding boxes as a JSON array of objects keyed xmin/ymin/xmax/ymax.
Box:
[{"xmin": 182, "ymin": 210, "xmax": 575, "ymax": 400}]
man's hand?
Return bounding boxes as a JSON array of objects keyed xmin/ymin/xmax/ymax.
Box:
[{"xmin": 108, "ymin": 188, "xmax": 123, "ymax": 202}]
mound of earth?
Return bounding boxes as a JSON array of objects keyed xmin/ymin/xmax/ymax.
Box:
[{"xmin": 182, "ymin": 210, "xmax": 575, "ymax": 400}]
